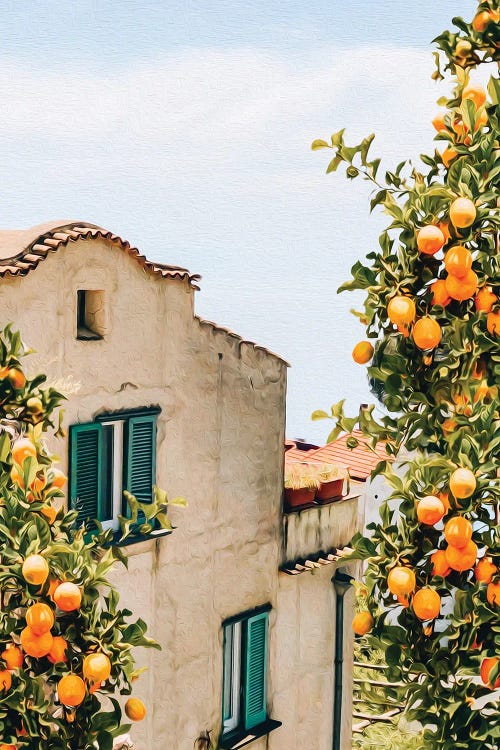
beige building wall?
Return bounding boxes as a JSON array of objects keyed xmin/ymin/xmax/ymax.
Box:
[{"xmin": 0, "ymin": 232, "xmax": 359, "ymax": 750}]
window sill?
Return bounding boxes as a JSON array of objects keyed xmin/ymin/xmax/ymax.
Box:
[{"xmin": 219, "ymin": 719, "xmax": 282, "ymax": 749}]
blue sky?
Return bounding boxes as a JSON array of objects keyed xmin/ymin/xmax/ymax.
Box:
[{"xmin": 0, "ymin": 1, "xmax": 478, "ymax": 441}]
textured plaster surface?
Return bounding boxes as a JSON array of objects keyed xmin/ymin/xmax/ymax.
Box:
[{"xmin": 0, "ymin": 238, "xmax": 359, "ymax": 749}]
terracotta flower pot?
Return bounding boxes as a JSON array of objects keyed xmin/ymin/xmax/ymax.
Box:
[
  {"xmin": 284, "ymin": 487, "xmax": 317, "ymax": 510},
  {"xmin": 316, "ymin": 478, "xmax": 344, "ymax": 503}
]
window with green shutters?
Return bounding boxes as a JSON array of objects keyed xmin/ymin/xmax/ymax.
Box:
[
  {"xmin": 69, "ymin": 408, "xmax": 159, "ymax": 530},
  {"xmin": 222, "ymin": 608, "xmax": 270, "ymax": 739}
]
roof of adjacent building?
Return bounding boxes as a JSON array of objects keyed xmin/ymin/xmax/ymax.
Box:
[
  {"xmin": 0, "ymin": 220, "xmax": 201, "ymax": 288},
  {"xmin": 285, "ymin": 429, "xmax": 390, "ymax": 481}
]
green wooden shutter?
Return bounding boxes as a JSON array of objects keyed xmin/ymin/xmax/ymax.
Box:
[
  {"xmin": 124, "ymin": 414, "xmax": 157, "ymax": 504},
  {"xmin": 244, "ymin": 611, "xmax": 268, "ymax": 730},
  {"xmin": 69, "ymin": 423, "xmax": 103, "ymax": 525}
]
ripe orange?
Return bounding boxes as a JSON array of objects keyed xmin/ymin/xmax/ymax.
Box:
[
  {"xmin": 430, "ymin": 279, "xmax": 451, "ymax": 307},
  {"xmin": 83, "ymin": 653, "xmax": 111, "ymax": 683},
  {"xmin": 1, "ymin": 644, "xmax": 23, "ymax": 670},
  {"xmin": 449, "ymin": 467, "xmax": 476, "ymax": 499},
  {"xmin": 432, "ymin": 112, "xmax": 447, "ymax": 132},
  {"xmin": 472, "ymin": 10, "xmax": 500, "ymax": 33},
  {"xmin": 463, "ymin": 84, "xmax": 487, "ymax": 109},
  {"xmin": 430, "ymin": 550, "xmax": 451, "ymax": 578},
  {"xmin": 444, "ymin": 516, "xmax": 473, "ymax": 547},
  {"xmin": 445, "ymin": 540, "xmax": 478, "ymax": 572},
  {"xmin": 352, "ymin": 611, "xmax": 374, "ymax": 636},
  {"xmin": 22, "ymin": 555, "xmax": 49, "ymax": 586},
  {"xmin": 387, "ymin": 566, "xmax": 416, "ymax": 596},
  {"xmin": 0, "ymin": 744, "xmax": 16, "ymax": 750},
  {"xmin": 20, "ymin": 626, "xmax": 53, "ymax": 658},
  {"xmin": 487, "ymin": 580, "xmax": 500, "ymax": 607},
  {"xmin": 444, "ymin": 246, "xmax": 472, "ymax": 278},
  {"xmin": 413, "ymin": 588, "xmax": 441, "ymax": 621},
  {"xmin": 48, "ymin": 636, "xmax": 68, "ymax": 665},
  {"xmin": 7, "ymin": 369, "xmax": 26, "ymax": 390},
  {"xmin": 26, "ymin": 603, "xmax": 54, "ymax": 636},
  {"xmin": 352, "ymin": 341, "xmax": 374, "ymax": 364},
  {"xmin": 53, "ymin": 582, "xmax": 82, "ymax": 612},
  {"xmin": 125, "ymin": 698, "xmax": 146, "ymax": 721},
  {"xmin": 11, "ymin": 437, "xmax": 36, "ymax": 465},
  {"xmin": 445, "ymin": 269, "xmax": 478, "ymax": 301},
  {"xmin": 442, "ymin": 418, "xmax": 457, "ymax": 436},
  {"xmin": 475, "ymin": 287, "xmax": 497, "ymax": 313},
  {"xmin": 58, "ymin": 674, "xmax": 86, "ymax": 707},
  {"xmin": 475, "ymin": 558, "xmax": 497, "ymax": 584},
  {"xmin": 387, "ymin": 296, "xmax": 416, "ymax": 326},
  {"xmin": 480, "ymin": 657, "xmax": 500, "ymax": 689},
  {"xmin": 442, "ymin": 147, "xmax": 457, "ymax": 168},
  {"xmin": 417, "ymin": 225, "xmax": 445, "ymax": 255},
  {"xmin": 486, "ymin": 310, "xmax": 500, "ymax": 336},
  {"xmin": 412, "ymin": 317, "xmax": 441, "ymax": 350},
  {"xmin": 449, "ymin": 197, "xmax": 476, "ymax": 228},
  {"xmin": 0, "ymin": 670, "xmax": 12, "ymax": 692},
  {"xmin": 417, "ymin": 495, "xmax": 445, "ymax": 525},
  {"xmin": 49, "ymin": 469, "xmax": 67, "ymax": 489}
]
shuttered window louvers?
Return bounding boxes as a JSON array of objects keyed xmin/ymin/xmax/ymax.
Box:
[
  {"xmin": 124, "ymin": 415, "xmax": 157, "ymax": 504},
  {"xmin": 244, "ymin": 612, "xmax": 268, "ymax": 730},
  {"xmin": 69, "ymin": 423, "xmax": 103, "ymax": 526}
]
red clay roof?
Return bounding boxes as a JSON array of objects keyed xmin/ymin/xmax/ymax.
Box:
[
  {"xmin": 0, "ymin": 221, "xmax": 201, "ymax": 287},
  {"xmin": 285, "ymin": 429, "xmax": 390, "ymax": 481}
]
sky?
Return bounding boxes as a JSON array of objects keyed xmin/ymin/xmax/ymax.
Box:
[{"xmin": 0, "ymin": 0, "xmax": 480, "ymax": 442}]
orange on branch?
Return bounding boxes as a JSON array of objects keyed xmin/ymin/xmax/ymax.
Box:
[
  {"xmin": 0, "ymin": 670, "xmax": 12, "ymax": 692},
  {"xmin": 442, "ymin": 147, "xmax": 457, "ymax": 167},
  {"xmin": 387, "ymin": 566, "xmax": 416, "ymax": 596},
  {"xmin": 417, "ymin": 225, "xmax": 445, "ymax": 255},
  {"xmin": 432, "ymin": 112, "xmax": 447, "ymax": 132},
  {"xmin": 26, "ymin": 603, "xmax": 54, "ymax": 635},
  {"xmin": 480, "ymin": 657, "xmax": 500, "ymax": 689},
  {"xmin": 82, "ymin": 652, "xmax": 111, "ymax": 683},
  {"xmin": 444, "ymin": 516, "xmax": 473, "ymax": 547},
  {"xmin": 475, "ymin": 558, "xmax": 497, "ymax": 584},
  {"xmin": 475, "ymin": 287, "xmax": 497, "ymax": 313},
  {"xmin": 430, "ymin": 279, "xmax": 451, "ymax": 307},
  {"xmin": 387, "ymin": 295, "xmax": 416, "ymax": 326},
  {"xmin": 7, "ymin": 369, "xmax": 26, "ymax": 390},
  {"xmin": 463, "ymin": 84, "xmax": 487, "ymax": 109},
  {"xmin": 11, "ymin": 437, "xmax": 36, "ymax": 465},
  {"xmin": 53, "ymin": 582, "xmax": 82, "ymax": 612},
  {"xmin": 486, "ymin": 310, "xmax": 500, "ymax": 336},
  {"xmin": 444, "ymin": 246, "xmax": 472, "ymax": 278},
  {"xmin": 449, "ymin": 468, "xmax": 476, "ymax": 499},
  {"xmin": 58, "ymin": 674, "xmax": 86, "ymax": 707},
  {"xmin": 1, "ymin": 644, "xmax": 23, "ymax": 670},
  {"xmin": 413, "ymin": 588, "xmax": 441, "ymax": 621},
  {"xmin": 445, "ymin": 269, "xmax": 478, "ymax": 301},
  {"xmin": 430, "ymin": 550, "xmax": 451, "ymax": 578},
  {"xmin": 20, "ymin": 626, "xmax": 53, "ymax": 658},
  {"xmin": 125, "ymin": 698, "xmax": 146, "ymax": 721},
  {"xmin": 352, "ymin": 341, "xmax": 374, "ymax": 364},
  {"xmin": 472, "ymin": 10, "xmax": 500, "ymax": 32},
  {"xmin": 487, "ymin": 580, "xmax": 500, "ymax": 607},
  {"xmin": 445, "ymin": 540, "xmax": 478, "ymax": 572},
  {"xmin": 48, "ymin": 636, "xmax": 68, "ymax": 665},
  {"xmin": 416, "ymin": 495, "xmax": 445, "ymax": 525},
  {"xmin": 22, "ymin": 554, "xmax": 49, "ymax": 586},
  {"xmin": 449, "ymin": 197, "xmax": 476, "ymax": 228},
  {"xmin": 39, "ymin": 504, "xmax": 57, "ymax": 525},
  {"xmin": 352, "ymin": 611, "xmax": 374, "ymax": 636},
  {"xmin": 412, "ymin": 317, "xmax": 441, "ymax": 350},
  {"xmin": 49, "ymin": 468, "xmax": 67, "ymax": 489}
]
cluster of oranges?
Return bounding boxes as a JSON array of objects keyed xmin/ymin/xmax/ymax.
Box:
[{"xmin": 10, "ymin": 436, "xmax": 65, "ymax": 523}]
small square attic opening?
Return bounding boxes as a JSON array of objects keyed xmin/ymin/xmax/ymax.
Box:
[{"xmin": 76, "ymin": 290, "xmax": 106, "ymax": 340}]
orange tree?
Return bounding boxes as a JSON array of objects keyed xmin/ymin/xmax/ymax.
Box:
[
  {"xmin": 0, "ymin": 326, "xmax": 159, "ymax": 750},
  {"xmin": 312, "ymin": 3, "xmax": 499, "ymax": 749}
]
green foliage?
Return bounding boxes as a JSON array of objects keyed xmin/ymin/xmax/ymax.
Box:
[
  {"xmin": 0, "ymin": 328, "xmax": 161, "ymax": 748},
  {"xmin": 313, "ymin": 4, "xmax": 499, "ymax": 748}
]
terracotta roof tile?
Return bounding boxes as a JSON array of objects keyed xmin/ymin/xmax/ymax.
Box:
[
  {"xmin": 285, "ymin": 429, "xmax": 391, "ymax": 481},
  {"xmin": 0, "ymin": 221, "xmax": 201, "ymax": 288}
]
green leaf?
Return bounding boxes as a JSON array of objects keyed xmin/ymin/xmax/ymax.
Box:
[{"xmin": 311, "ymin": 139, "xmax": 330, "ymax": 150}]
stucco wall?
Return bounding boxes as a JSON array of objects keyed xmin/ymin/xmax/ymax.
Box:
[{"xmin": 0, "ymin": 236, "xmax": 358, "ymax": 750}]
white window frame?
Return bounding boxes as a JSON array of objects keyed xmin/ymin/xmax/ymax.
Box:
[
  {"xmin": 222, "ymin": 620, "xmax": 242, "ymax": 734},
  {"xmin": 100, "ymin": 419, "xmax": 124, "ymax": 531}
]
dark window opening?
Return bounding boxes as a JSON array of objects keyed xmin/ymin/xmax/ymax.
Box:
[{"xmin": 76, "ymin": 290, "xmax": 104, "ymax": 340}]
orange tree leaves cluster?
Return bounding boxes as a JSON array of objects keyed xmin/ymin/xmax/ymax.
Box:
[
  {"xmin": 0, "ymin": 326, "xmax": 154, "ymax": 750},
  {"xmin": 313, "ymin": 4, "xmax": 499, "ymax": 749}
]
